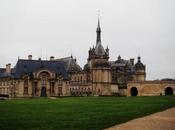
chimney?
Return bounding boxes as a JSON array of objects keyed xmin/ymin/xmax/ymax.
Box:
[
  {"xmin": 50, "ymin": 56, "xmax": 54, "ymax": 61},
  {"xmin": 28, "ymin": 55, "xmax": 32, "ymax": 60},
  {"xmin": 6, "ymin": 63, "xmax": 11, "ymax": 73},
  {"xmin": 130, "ymin": 58, "xmax": 134, "ymax": 66}
]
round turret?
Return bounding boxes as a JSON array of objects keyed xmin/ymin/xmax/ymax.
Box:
[{"xmin": 135, "ymin": 56, "xmax": 145, "ymax": 70}]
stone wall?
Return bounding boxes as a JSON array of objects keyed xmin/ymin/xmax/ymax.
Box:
[{"xmin": 127, "ymin": 81, "xmax": 175, "ymax": 96}]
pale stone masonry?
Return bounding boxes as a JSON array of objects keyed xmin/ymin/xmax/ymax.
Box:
[{"xmin": 0, "ymin": 19, "xmax": 174, "ymax": 98}]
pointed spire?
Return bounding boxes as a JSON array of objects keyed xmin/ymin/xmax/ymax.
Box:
[
  {"xmin": 97, "ymin": 10, "xmax": 101, "ymax": 29},
  {"xmin": 96, "ymin": 18, "xmax": 101, "ymax": 44},
  {"xmin": 97, "ymin": 18, "xmax": 100, "ymax": 28},
  {"xmin": 106, "ymin": 46, "xmax": 109, "ymax": 50},
  {"xmin": 94, "ymin": 17, "xmax": 105, "ymax": 56}
]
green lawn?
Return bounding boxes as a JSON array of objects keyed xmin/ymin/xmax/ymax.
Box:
[{"xmin": 0, "ymin": 96, "xmax": 174, "ymax": 130}]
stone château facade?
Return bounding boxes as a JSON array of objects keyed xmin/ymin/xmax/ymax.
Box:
[{"xmin": 0, "ymin": 19, "xmax": 174, "ymax": 98}]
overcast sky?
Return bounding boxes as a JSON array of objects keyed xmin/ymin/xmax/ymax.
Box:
[{"xmin": 0, "ymin": 0, "xmax": 175, "ymax": 80}]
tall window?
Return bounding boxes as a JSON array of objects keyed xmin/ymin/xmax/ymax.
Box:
[
  {"xmin": 80, "ymin": 76, "xmax": 82, "ymax": 83},
  {"xmin": 34, "ymin": 82, "xmax": 38, "ymax": 95},
  {"xmin": 98, "ymin": 88, "xmax": 100, "ymax": 94},
  {"xmin": 78, "ymin": 77, "xmax": 79, "ymax": 83},
  {"xmin": 24, "ymin": 77, "xmax": 29, "ymax": 95},
  {"xmin": 58, "ymin": 87, "xmax": 62, "ymax": 95},
  {"xmin": 50, "ymin": 82, "xmax": 55, "ymax": 95},
  {"xmin": 41, "ymin": 78, "xmax": 46, "ymax": 87},
  {"xmin": 40, "ymin": 72, "xmax": 49, "ymax": 88}
]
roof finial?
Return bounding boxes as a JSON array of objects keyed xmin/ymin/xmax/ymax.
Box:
[
  {"xmin": 138, "ymin": 56, "xmax": 141, "ymax": 62},
  {"xmin": 97, "ymin": 10, "xmax": 100, "ymax": 17}
]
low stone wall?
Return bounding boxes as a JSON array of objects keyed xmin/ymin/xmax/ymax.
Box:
[{"xmin": 127, "ymin": 81, "xmax": 175, "ymax": 96}]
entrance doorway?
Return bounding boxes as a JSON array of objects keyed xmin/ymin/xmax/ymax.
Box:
[
  {"xmin": 40, "ymin": 73, "xmax": 48, "ymax": 97},
  {"xmin": 41, "ymin": 87, "xmax": 47, "ymax": 97},
  {"xmin": 38, "ymin": 70, "xmax": 52, "ymax": 97},
  {"xmin": 131, "ymin": 87, "xmax": 138, "ymax": 96},
  {"xmin": 165, "ymin": 87, "xmax": 173, "ymax": 96}
]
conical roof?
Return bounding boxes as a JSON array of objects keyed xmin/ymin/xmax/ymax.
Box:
[{"xmin": 95, "ymin": 41, "xmax": 105, "ymax": 55}]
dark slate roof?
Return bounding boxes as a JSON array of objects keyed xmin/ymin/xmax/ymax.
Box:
[
  {"xmin": 56, "ymin": 56, "xmax": 82, "ymax": 73},
  {"xmin": 0, "ymin": 68, "xmax": 5, "ymax": 74},
  {"xmin": 135, "ymin": 57, "xmax": 145, "ymax": 70},
  {"xmin": 110, "ymin": 56, "xmax": 135, "ymax": 74},
  {"xmin": 111, "ymin": 58, "xmax": 130, "ymax": 67},
  {"xmin": 0, "ymin": 68, "xmax": 12, "ymax": 78},
  {"xmin": 135, "ymin": 62, "xmax": 145, "ymax": 70},
  {"xmin": 12, "ymin": 59, "xmax": 69, "ymax": 79},
  {"xmin": 95, "ymin": 42, "xmax": 105, "ymax": 55},
  {"xmin": 83, "ymin": 63, "xmax": 90, "ymax": 72},
  {"xmin": 0, "ymin": 68, "xmax": 6, "ymax": 77}
]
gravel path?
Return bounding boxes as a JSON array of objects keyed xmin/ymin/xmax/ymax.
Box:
[{"xmin": 105, "ymin": 107, "xmax": 175, "ymax": 130}]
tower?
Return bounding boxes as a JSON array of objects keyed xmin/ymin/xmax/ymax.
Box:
[
  {"xmin": 134, "ymin": 56, "xmax": 146, "ymax": 81},
  {"xmin": 87, "ymin": 19, "xmax": 111, "ymax": 95}
]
